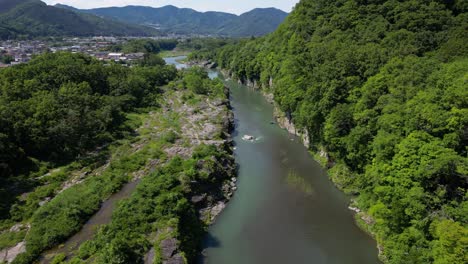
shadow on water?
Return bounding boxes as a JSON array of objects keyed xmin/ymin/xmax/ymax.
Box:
[
  {"xmin": 197, "ymin": 233, "xmax": 222, "ymax": 264},
  {"xmin": 203, "ymin": 232, "xmax": 222, "ymax": 249}
]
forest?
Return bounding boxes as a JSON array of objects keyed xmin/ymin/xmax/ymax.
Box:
[
  {"xmin": 0, "ymin": 52, "xmax": 176, "ymax": 180},
  {"xmin": 0, "ymin": 49, "xmax": 235, "ymax": 263},
  {"xmin": 0, "ymin": 51, "xmax": 176, "ymax": 261},
  {"xmin": 191, "ymin": 0, "xmax": 468, "ymax": 263},
  {"xmin": 107, "ymin": 39, "xmax": 178, "ymax": 54}
]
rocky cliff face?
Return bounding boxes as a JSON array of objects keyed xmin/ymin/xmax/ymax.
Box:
[
  {"xmin": 220, "ymin": 69, "xmax": 311, "ymax": 149},
  {"xmin": 273, "ymin": 106, "xmax": 311, "ymax": 149}
]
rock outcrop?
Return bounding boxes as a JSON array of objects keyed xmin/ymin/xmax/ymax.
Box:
[{"xmin": 0, "ymin": 242, "xmax": 26, "ymax": 264}]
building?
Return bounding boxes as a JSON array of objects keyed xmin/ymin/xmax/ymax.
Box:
[{"xmin": 108, "ymin": 53, "xmax": 124, "ymax": 61}]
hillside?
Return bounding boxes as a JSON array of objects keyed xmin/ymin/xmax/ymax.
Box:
[
  {"xmin": 0, "ymin": 0, "xmax": 31, "ymax": 13},
  {"xmin": 218, "ymin": 8, "xmax": 289, "ymax": 37},
  {"xmin": 193, "ymin": 0, "xmax": 468, "ymax": 263},
  {"xmin": 55, "ymin": 4, "xmax": 288, "ymax": 37},
  {"xmin": 0, "ymin": 0, "xmax": 157, "ymax": 39}
]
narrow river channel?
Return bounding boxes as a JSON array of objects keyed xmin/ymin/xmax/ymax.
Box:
[
  {"xmin": 202, "ymin": 78, "xmax": 380, "ymax": 264},
  {"xmin": 164, "ymin": 56, "xmax": 380, "ymax": 264},
  {"xmin": 40, "ymin": 180, "xmax": 141, "ymax": 263}
]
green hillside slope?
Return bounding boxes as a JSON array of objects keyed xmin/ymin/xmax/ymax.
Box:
[
  {"xmin": 217, "ymin": 8, "xmax": 288, "ymax": 37},
  {"xmin": 194, "ymin": 0, "xmax": 468, "ymax": 263},
  {"xmin": 0, "ymin": 0, "xmax": 156, "ymax": 39}
]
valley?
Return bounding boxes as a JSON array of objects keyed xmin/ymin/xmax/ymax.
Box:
[{"xmin": 0, "ymin": 0, "xmax": 466, "ymax": 264}]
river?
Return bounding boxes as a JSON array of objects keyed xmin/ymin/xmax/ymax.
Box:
[
  {"xmin": 40, "ymin": 180, "xmax": 141, "ymax": 263},
  {"xmin": 164, "ymin": 55, "xmax": 188, "ymax": 69},
  {"xmin": 164, "ymin": 56, "xmax": 380, "ymax": 264}
]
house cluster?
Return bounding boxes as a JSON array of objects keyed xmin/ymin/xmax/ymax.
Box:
[
  {"xmin": 0, "ymin": 40, "xmax": 48, "ymax": 67},
  {"xmin": 93, "ymin": 52, "xmax": 145, "ymax": 62},
  {"xmin": 0, "ymin": 36, "xmax": 170, "ymax": 68}
]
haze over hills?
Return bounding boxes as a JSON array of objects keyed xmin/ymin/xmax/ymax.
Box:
[
  {"xmin": 0, "ymin": 0, "xmax": 157, "ymax": 39},
  {"xmin": 55, "ymin": 4, "xmax": 288, "ymax": 37}
]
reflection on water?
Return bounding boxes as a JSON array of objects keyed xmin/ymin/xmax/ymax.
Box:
[{"xmin": 163, "ymin": 56, "xmax": 188, "ymax": 69}]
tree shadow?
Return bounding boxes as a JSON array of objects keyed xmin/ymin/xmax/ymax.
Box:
[{"xmin": 197, "ymin": 232, "xmax": 222, "ymax": 264}]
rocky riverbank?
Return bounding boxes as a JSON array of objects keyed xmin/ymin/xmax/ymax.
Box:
[
  {"xmin": 143, "ymin": 85, "xmax": 237, "ymax": 264},
  {"xmin": 213, "ymin": 66, "xmax": 384, "ymax": 261},
  {"xmin": 187, "ymin": 60, "xmax": 218, "ymax": 70},
  {"xmin": 218, "ymin": 68, "xmax": 311, "ymax": 149}
]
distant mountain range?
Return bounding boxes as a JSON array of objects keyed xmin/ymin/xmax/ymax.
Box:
[
  {"xmin": 55, "ymin": 4, "xmax": 289, "ymax": 37},
  {"xmin": 0, "ymin": 0, "xmax": 288, "ymax": 39},
  {"xmin": 0, "ymin": 0, "xmax": 156, "ymax": 39}
]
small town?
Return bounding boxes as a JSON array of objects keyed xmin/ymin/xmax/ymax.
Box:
[{"xmin": 0, "ymin": 36, "xmax": 191, "ymax": 67}]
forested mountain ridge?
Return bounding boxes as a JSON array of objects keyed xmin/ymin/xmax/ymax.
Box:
[
  {"xmin": 0, "ymin": 0, "xmax": 157, "ymax": 39},
  {"xmin": 217, "ymin": 8, "xmax": 289, "ymax": 37},
  {"xmin": 55, "ymin": 4, "xmax": 288, "ymax": 37},
  {"xmin": 191, "ymin": 0, "xmax": 468, "ymax": 263},
  {"xmin": 0, "ymin": 0, "xmax": 32, "ymax": 13}
]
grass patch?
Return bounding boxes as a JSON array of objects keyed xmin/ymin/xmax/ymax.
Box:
[
  {"xmin": 0, "ymin": 230, "xmax": 27, "ymax": 250},
  {"xmin": 12, "ymin": 145, "xmax": 157, "ymax": 264}
]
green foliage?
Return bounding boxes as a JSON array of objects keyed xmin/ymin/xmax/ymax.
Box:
[
  {"xmin": 182, "ymin": 67, "xmax": 225, "ymax": 97},
  {"xmin": 0, "ymin": 52, "xmax": 178, "ymax": 256},
  {"xmin": 109, "ymin": 39, "xmax": 178, "ymax": 54},
  {"xmin": 12, "ymin": 145, "xmax": 156, "ymax": 264},
  {"xmin": 0, "ymin": 51, "xmax": 13, "ymax": 64},
  {"xmin": 430, "ymin": 220, "xmax": 468, "ymax": 264},
  {"xmin": 0, "ymin": 52, "xmax": 176, "ymax": 180},
  {"xmin": 50, "ymin": 253, "xmax": 66, "ymax": 264},
  {"xmin": 199, "ymin": 0, "xmax": 468, "ymax": 262},
  {"xmin": 141, "ymin": 54, "xmax": 166, "ymax": 67},
  {"xmin": 75, "ymin": 145, "xmax": 233, "ymax": 263},
  {"xmin": 162, "ymin": 131, "xmax": 179, "ymax": 144},
  {"xmin": 183, "ymin": 67, "xmax": 209, "ymax": 95},
  {"xmin": 0, "ymin": 229, "xmax": 26, "ymax": 250}
]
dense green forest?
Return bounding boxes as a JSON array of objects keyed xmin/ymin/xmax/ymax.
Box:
[
  {"xmin": 108, "ymin": 39, "xmax": 178, "ymax": 54},
  {"xmin": 192, "ymin": 0, "xmax": 468, "ymax": 263},
  {"xmin": 0, "ymin": 50, "xmax": 234, "ymax": 263},
  {"xmin": 0, "ymin": 52, "xmax": 177, "ymax": 220}
]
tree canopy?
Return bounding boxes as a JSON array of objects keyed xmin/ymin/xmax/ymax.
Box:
[
  {"xmin": 194, "ymin": 0, "xmax": 468, "ymax": 262},
  {"xmin": 0, "ymin": 52, "xmax": 176, "ymax": 195}
]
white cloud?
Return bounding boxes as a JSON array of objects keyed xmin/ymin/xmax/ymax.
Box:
[{"xmin": 43, "ymin": 0, "xmax": 299, "ymax": 14}]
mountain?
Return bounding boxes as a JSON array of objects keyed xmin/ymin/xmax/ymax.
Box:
[
  {"xmin": 0, "ymin": 0, "xmax": 157, "ymax": 39},
  {"xmin": 217, "ymin": 8, "xmax": 289, "ymax": 37},
  {"xmin": 0, "ymin": 0, "xmax": 30, "ymax": 13},
  {"xmin": 55, "ymin": 4, "xmax": 288, "ymax": 37},
  {"xmin": 196, "ymin": 0, "xmax": 468, "ymax": 263}
]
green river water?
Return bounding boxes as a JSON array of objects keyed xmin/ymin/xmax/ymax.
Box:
[{"xmin": 202, "ymin": 66, "xmax": 380, "ymax": 263}]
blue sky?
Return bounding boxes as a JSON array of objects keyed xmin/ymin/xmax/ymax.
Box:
[{"xmin": 43, "ymin": 0, "xmax": 300, "ymax": 14}]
